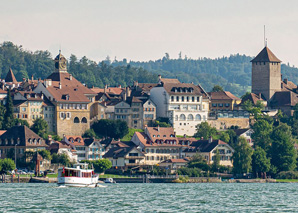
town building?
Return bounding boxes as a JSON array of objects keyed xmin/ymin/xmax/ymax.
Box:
[
  {"xmin": 208, "ymin": 91, "xmax": 241, "ymax": 111},
  {"xmin": 33, "ymin": 51, "xmax": 97, "ymax": 136},
  {"xmin": 183, "ymin": 138, "xmax": 234, "ymax": 167},
  {"xmin": 131, "ymin": 126, "xmax": 188, "ymax": 165},
  {"xmin": 0, "ymin": 125, "xmax": 48, "ymax": 162},
  {"xmin": 150, "ymin": 76, "xmax": 210, "ymax": 136},
  {"xmin": 103, "ymin": 146, "xmax": 145, "ymax": 169},
  {"xmin": 233, "ymin": 128, "xmax": 253, "ymax": 147}
]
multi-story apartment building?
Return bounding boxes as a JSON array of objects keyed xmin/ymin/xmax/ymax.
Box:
[
  {"xmin": 150, "ymin": 76, "xmax": 210, "ymax": 136},
  {"xmin": 131, "ymin": 126, "xmax": 188, "ymax": 166},
  {"xmin": 34, "ymin": 51, "xmax": 97, "ymax": 137}
]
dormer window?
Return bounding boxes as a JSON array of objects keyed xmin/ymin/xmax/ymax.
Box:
[
  {"xmin": 157, "ymin": 135, "xmax": 160, "ymax": 137},
  {"xmin": 5, "ymin": 139, "xmax": 8, "ymax": 145},
  {"xmin": 11, "ymin": 138, "xmax": 14, "ymax": 145},
  {"xmin": 153, "ymin": 135, "xmax": 156, "ymax": 137},
  {"xmin": 163, "ymin": 135, "xmax": 166, "ymax": 137}
]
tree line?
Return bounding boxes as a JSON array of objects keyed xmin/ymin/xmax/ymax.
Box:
[{"xmin": 1, "ymin": 42, "xmax": 298, "ymax": 97}]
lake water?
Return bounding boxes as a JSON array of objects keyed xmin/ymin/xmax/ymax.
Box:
[{"xmin": 0, "ymin": 183, "xmax": 298, "ymax": 212}]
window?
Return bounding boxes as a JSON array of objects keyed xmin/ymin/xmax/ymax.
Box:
[
  {"xmin": 197, "ymin": 97, "xmax": 200, "ymax": 102},
  {"xmin": 81, "ymin": 117, "xmax": 87, "ymax": 123},
  {"xmin": 181, "ymin": 96, "xmax": 184, "ymax": 102},
  {"xmin": 187, "ymin": 114, "xmax": 194, "ymax": 121},
  {"xmin": 186, "ymin": 96, "xmax": 189, "ymax": 102},
  {"xmin": 22, "ymin": 107, "xmax": 26, "ymax": 112},
  {"xmin": 176, "ymin": 96, "xmax": 179, "ymax": 102},
  {"xmin": 212, "ymin": 103, "xmax": 217, "ymax": 107},
  {"xmin": 195, "ymin": 114, "xmax": 201, "ymax": 121},
  {"xmin": 218, "ymin": 103, "xmax": 223, "ymax": 107},
  {"xmin": 66, "ymin": 112, "xmax": 71, "ymax": 118},
  {"xmin": 74, "ymin": 117, "xmax": 80, "ymax": 123},
  {"xmin": 171, "ymin": 96, "xmax": 174, "ymax": 102},
  {"xmin": 180, "ymin": 114, "xmax": 186, "ymax": 121},
  {"xmin": 225, "ymin": 103, "xmax": 230, "ymax": 107}
]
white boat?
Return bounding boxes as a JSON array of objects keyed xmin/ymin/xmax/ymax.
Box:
[
  {"xmin": 57, "ymin": 163, "xmax": 99, "ymax": 187},
  {"xmin": 104, "ymin": 178, "xmax": 116, "ymax": 184}
]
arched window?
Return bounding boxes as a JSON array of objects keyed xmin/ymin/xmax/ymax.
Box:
[
  {"xmin": 180, "ymin": 114, "xmax": 186, "ymax": 121},
  {"xmin": 74, "ymin": 117, "xmax": 80, "ymax": 123},
  {"xmin": 195, "ymin": 114, "xmax": 201, "ymax": 121},
  {"xmin": 187, "ymin": 114, "xmax": 194, "ymax": 121},
  {"xmin": 81, "ymin": 117, "xmax": 87, "ymax": 123}
]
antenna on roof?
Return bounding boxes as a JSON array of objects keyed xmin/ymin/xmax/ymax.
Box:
[
  {"xmin": 59, "ymin": 44, "xmax": 62, "ymax": 54},
  {"xmin": 264, "ymin": 25, "xmax": 267, "ymax": 47}
]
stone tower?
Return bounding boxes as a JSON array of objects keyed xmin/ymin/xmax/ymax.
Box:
[
  {"xmin": 54, "ymin": 50, "xmax": 67, "ymax": 73},
  {"xmin": 251, "ymin": 46, "xmax": 281, "ymax": 101}
]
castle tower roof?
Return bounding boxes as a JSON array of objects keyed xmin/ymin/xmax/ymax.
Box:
[
  {"xmin": 251, "ymin": 46, "xmax": 281, "ymax": 63},
  {"xmin": 5, "ymin": 68, "xmax": 18, "ymax": 83}
]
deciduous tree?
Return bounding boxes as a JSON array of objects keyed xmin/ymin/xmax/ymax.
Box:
[{"xmin": 232, "ymin": 137, "xmax": 253, "ymax": 175}]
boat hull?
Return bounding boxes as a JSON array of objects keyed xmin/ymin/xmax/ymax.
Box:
[{"xmin": 58, "ymin": 176, "xmax": 99, "ymax": 188}]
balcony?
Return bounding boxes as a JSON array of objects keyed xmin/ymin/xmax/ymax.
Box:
[{"xmin": 125, "ymin": 156, "xmax": 145, "ymax": 159}]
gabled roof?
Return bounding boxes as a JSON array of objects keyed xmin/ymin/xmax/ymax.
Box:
[
  {"xmin": 103, "ymin": 146, "xmax": 144, "ymax": 158},
  {"xmin": 0, "ymin": 125, "xmax": 47, "ymax": 147},
  {"xmin": 5, "ymin": 68, "xmax": 18, "ymax": 83},
  {"xmin": 64, "ymin": 135, "xmax": 85, "ymax": 146},
  {"xmin": 208, "ymin": 91, "xmax": 240, "ymax": 101},
  {"xmin": 184, "ymin": 139, "xmax": 232, "ymax": 153},
  {"xmin": 240, "ymin": 93, "xmax": 265, "ymax": 105},
  {"xmin": 233, "ymin": 129, "xmax": 251, "ymax": 136},
  {"xmin": 251, "ymin": 46, "xmax": 281, "ymax": 63},
  {"xmin": 270, "ymin": 91, "xmax": 298, "ymax": 107}
]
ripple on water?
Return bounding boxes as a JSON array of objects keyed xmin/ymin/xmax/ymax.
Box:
[{"xmin": 1, "ymin": 183, "xmax": 298, "ymax": 212}]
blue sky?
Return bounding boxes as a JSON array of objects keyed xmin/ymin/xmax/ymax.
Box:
[{"xmin": 1, "ymin": 0, "xmax": 298, "ymax": 66}]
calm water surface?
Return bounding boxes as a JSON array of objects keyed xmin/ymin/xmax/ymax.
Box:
[{"xmin": 0, "ymin": 183, "xmax": 298, "ymax": 212}]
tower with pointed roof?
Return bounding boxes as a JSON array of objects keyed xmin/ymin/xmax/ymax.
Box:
[
  {"xmin": 54, "ymin": 50, "xmax": 67, "ymax": 73},
  {"xmin": 251, "ymin": 46, "xmax": 281, "ymax": 101}
]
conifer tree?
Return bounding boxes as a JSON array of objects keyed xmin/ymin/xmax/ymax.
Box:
[{"xmin": 4, "ymin": 89, "xmax": 14, "ymax": 129}]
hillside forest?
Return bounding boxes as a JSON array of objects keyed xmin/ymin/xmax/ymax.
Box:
[{"xmin": 1, "ymin": 42, "xmax": 297, "ymax": 97}]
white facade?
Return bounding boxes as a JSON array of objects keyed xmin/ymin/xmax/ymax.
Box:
[{"xmin": 150, "ymin": 86, "xmax": 209, "ymax": 136}]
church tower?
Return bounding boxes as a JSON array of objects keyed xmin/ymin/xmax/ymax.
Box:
[
  {"xmin": 54, "ymin": 50, "xmax": 67, "ymax": 73},
  {"xmin": 251, "ymin": 46, "xmax": 281, "ymax": 101}
]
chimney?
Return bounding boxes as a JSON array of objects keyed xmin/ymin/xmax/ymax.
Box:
[
  {"xmin": 201, "ymin": 137, "xmax": 204, "ymax": 140},
  {"xmin": 59, "ymin": 82, "xmax": 62, "ymax": 89},
  {"xmin": 208, "ymin": 136, "xmax": 213, "ymax": 143},
  {"xmin": 69, "ymin": 74, "xmax": 72, "ymax": 81},
  {"xmin": 183, "ymin": 134, "xmax": 186, "ymax": 138},
  {"xmin": 17, "ymin": 123, "xmax": 21, "ymax": 126},
  {"xmin": 104, "ymin": 85, "xmax": 107, "ymax": 93},
  {"xmin": 118, "ymin": 85, "xmax": 121, "ymax": 88},
  {"xmin": 31, "ymin": 75, "xmax": 34, "ymax": 81},
  {"xmin": 157, "ymin": 125, "xmax": 160, "ymax": 132},
  {"xmin": 158, "ymin": 75, "xmax": 161, "ymax": 80}
]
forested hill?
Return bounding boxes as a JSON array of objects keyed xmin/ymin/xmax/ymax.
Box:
[
  {"xmin": 112, "ymin": 54, "xmax": 298, "ymax": 97},
  {"xmin": 0, "ymin": 42, "xmax": 297, "ymax": 97}
]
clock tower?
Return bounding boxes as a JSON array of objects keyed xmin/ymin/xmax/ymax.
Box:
[{"xmin": 54, "ymin": 50, "xmax": 67, "ymax": 73}]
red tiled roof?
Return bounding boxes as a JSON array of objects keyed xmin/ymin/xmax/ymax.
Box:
[
  {"xmin": 45, "ymin": 72, "xmax": 96, "ymax": 103},
  {"xmin": 208, "ymin": 91, "xmax": 240, "ymax": 100}
]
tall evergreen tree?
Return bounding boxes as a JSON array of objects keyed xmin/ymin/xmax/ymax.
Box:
[
  {"xmin": 232, "ymin": 137, "xmax": 253, "ymax": 175},
  {"xmin": 4, "ymin": 89, "xmax": 14, "ymax": 129},
  {"xmin": 270, "ymin": 123, "xmax": 296, "ymax": 173}
]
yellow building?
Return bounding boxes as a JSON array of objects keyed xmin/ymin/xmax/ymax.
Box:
[{"xmin": 208, "ymin": 91, "xmax": 241, "ymax": 111}]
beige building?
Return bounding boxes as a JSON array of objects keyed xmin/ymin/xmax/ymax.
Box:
[
  {"xmin": 208, "ymin": 91, "xmax": 241, "ymax": 111},
  {"xmin": 131, "ymin": 126, "xmax": 188, "ymax": 165},
  {"xmin": 34, "ymin": 51, "xmax": 97, "ymax": 137},
  {"xmin": 183, "ymin": 138, "xmax": 234, "ymax": 167}
]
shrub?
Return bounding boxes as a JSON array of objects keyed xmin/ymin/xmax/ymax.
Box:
[{"xmin": 276, "ymin": 171, "xmax": 298, "ymax": 179}]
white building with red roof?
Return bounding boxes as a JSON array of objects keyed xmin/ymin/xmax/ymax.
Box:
[{"xmin": 150, "ymin": 76, "xmax": 210, "ymax": 136}]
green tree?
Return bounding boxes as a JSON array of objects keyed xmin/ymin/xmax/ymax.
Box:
[
  {"xmin": 92, "ymin": 119, "xmax": 128, "ymax": 139},
  {"xmin": 252, "ymin": 147, "xmax": 271, "ymax": 178},
  {"xmin": 81, "ymin": 159, "xmax": 112, "ymax": 173},
  {"xmin": 187, "ymin": 154, "xmax": 210, "ymax": 171},
  {"xmin": 14, "ymin": 118, "xmax": 29, "ymax": 127},
  {"xmin": 212, "ymin": 149, "xmax": 221, "ymax": 172},
  {"xmin": 82, "ymin": 129, "xmax": 96, "ymax": 138},
  {"xmin": 0, "ymin": 158, "xmax": 15, "ymax": 174},
  {"xmin": 194, "ymin": 121, "xmax": 217, "ymax": 139},
  {"xmin": 0, "ymin": 104, "xmax": 5, "ymax": 129},
  {"xmin": 270, "ymin": 124, "xmax": 296, "ymax": 173},
  {"xmin": 211, "ymin": 85, "xmax": 224, "ymax": 92},
  {"xmin": 4, "ymin": 89, "xmax": 14, "ymax": 129},
  {"xmin": 219, "ymin": 131, "xmax": 230, "ymax": 143},
  {"xmin": 38, "ymin": 150, "xmax": 52, "ymax": 161},
  {"xmin": 232, "ymin": 137, "xmax": 253, "ymax": 175},
  {"xmin": 31, "ymin": 117, "xmax": 48, "ymax": 139},
  {"xmin": 252, "ymin": 119, "xmax": 272, "ymax": 151}
]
